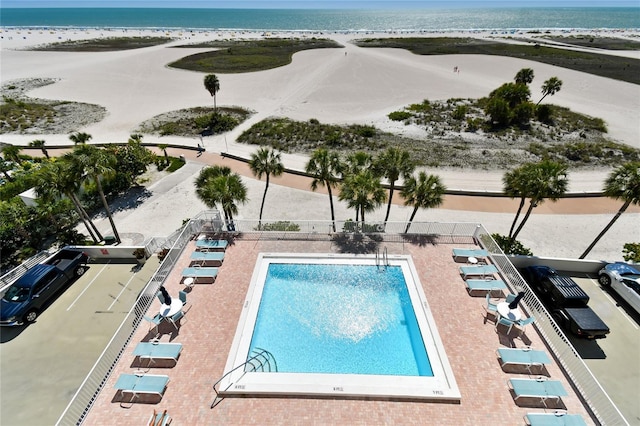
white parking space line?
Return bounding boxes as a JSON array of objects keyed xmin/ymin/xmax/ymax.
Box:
[
  {"xmin": 66, "ymin": 262, "xmax": 111, "ymax": 311},
  {"xmin": 107, "ymin": 275, "xmax": 137, "ymax": 311}
]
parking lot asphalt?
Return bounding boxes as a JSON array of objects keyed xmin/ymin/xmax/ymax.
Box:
[
  {"xmin": 570, "ymin": 275, "xmax": 640, "ymax": 424},
  {"xmin": 0, "ymin": 258, "xmax": 159, "ymax": 426}
]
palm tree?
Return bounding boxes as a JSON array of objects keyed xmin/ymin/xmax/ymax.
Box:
[
  {"xmin": 29, "ymin": 139, "xmax": 49, "ymax": 159},
  {"xmin": 35, "ymin": 161, "xmax": 100, "ymax": 243},
  {"xmin": 0, "ymin": 159, "xmax": 14, "ymax": 182},
  {"xmin": 68, "ymin": 144, "xmax": 120, "ymax": 243},
  {"xmin": 374, "ymin": 147, "xmax": 415, "ymax": 223},
  {"xmin": 158, "ymin": 143, "xmax": 170, "ymax": 166},
  {"xmin": 195, "ymin": 165, "xmax": 247, "ymax": 230},
  {"xmin": 343, "ymin": 151, "xmax": 374, "ymax": 176},
  {"xmin": 401, "ymin": 172, "xmax": 446, "ymax": 233},
  {"xmin": 537, "ymin": 77, "xmax": 563, "ymax": 105},
  {"xmin": 1, "ymin": 144, "xmax": 22, "ymax": 163},
  {"xmin": 204, "ymin": 74, "xmax": 220, "ymax": 112},
  {"xmin": 305, "ymin": 148, "xmax": 343, "ymax": 232},
  {"xmin": 579, "ymin": 162, "xmax": 640, "ymax": 259},
  {"xmin": 339, "ymin": 169, "xmax": 386, "ymax": 224},
  {"xmin": 509, "ymin": 160, "xmax": 569, "ymax": 241},
  {"xmin": 503, "ymin": 164, "xmax": 534, "ymax": 239},
  {"xmin": 69, "ymin": 131, "xmax": 92, "ymax": 145},
  {"xmin": 514, "ymin": 68, "xmax": 534, "ymax": 85},
  {"xmin": 249, "ymin": 147, "xmax": 284, "ymax": 228}
]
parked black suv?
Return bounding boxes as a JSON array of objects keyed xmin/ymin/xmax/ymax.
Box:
[{"xmin": 520, "ymin": 265, "xmax": 610, "ymax": 339}]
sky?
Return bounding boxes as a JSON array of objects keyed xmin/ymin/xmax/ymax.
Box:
[{"xmin": 1, "ymin": 1, "xmax": 637, "ymax": 8}]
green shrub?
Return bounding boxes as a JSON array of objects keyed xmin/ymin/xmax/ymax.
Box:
[
  {"xmin": 536, "ymin": 104, "xmax": 553, "ymax": 124},
  {"xmin": 512, "ymin": 102, "xmax": 535, "ymax": 126},
  {"xmin": 491, "ymin": 233, "xmax": 533, "ymax": 255},
  {"xmin": 452, "ymin": 104, "xmax": 468, "ymax": 120},
  {"xmin": 388, "ymin": 110, "xmax": 412, "ymax": 121},
  {"xmin": 255, "ymin": 221, "xmax": 301, "ymax": 231},
  {"xmin": 622, "ymin": 243, "xmax": 640, "ymax": 263}
]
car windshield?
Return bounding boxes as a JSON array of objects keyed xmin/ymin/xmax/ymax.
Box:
[{"xmin": 2, "ymin": 286, "xmax": 31, "ymax": 302}]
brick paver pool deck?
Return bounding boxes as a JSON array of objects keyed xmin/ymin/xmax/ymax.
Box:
[{"xmin": 84, "ymin": 236, "xmax": 595, "ymax": 425}]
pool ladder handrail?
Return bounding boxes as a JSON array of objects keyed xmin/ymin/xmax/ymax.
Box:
[
  {"xmin": 211, "ymin": 347, "xmax": 277, "ymax": 409},
  {"xmin": 376, "ymin": 246, "xmax": 390, "ymax": 270}
]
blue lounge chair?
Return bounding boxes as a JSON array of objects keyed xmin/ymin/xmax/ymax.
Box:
[
  {"xmin": 497, "ymin": 347, "xmax": 551, "ymax": 374},
  {"xmin": 459, "ymin": 264, "xmax": 498, "ymax": 279},
  {"xmin": 195, "ymin": 239, "xmax": 228, "ymax": 252},
  {"xmin": 465, "ymin": 279, "xmax": 506, "ymax": 295},
  {"xmin": 524, "ymin": 412, "xmax": 587, "ymax": 426},
  {"xmin": 181, "ymin": 266, "xmax": 219, "ymax": 284},
  {"xmin": 452, "ymin": 248, "xmax": 489, "ymax": 262},
  {"xmin": 190, "ymin": 251, "xmax": 225, "ymax": 267},
  {"xmin": 114, "ymin": 373, "xmax": 169, "ymax": 404},
  {"xmin": 509, "ymin": 378, "xmax": 568, "ymax": 408},
  {"xmin": 133, "ymin": 342, "xmax": 183, "ymax": 367}
]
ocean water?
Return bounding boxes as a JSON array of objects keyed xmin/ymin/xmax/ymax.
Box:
[{"xmin": 0, "ymin": 7, "xmax": 638, "ymax": 32}]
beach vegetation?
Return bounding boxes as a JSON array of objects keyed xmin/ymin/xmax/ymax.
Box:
[
  {"xmin": 169, "ymin": 38, "xmax": 342, "ymax": 73},
  {"xmin": 388, "ymin": 111, "xmax": 412, "ymax": 121},
  {"xmin": 537, "ymin": 35, "xmax": 640, "ymax": 51},
  {"xmin": 580, "ymin": 162, "xmax": 640, "ymax": 259},
  {"xmin": 254, "ymin": 221, "xmax": 300, "ymax": 232},
  {"xmin": 354, "ymin": 37, "xmax": 640, "ymax": 85},
  {"xmin": 30, "ymin": 36, "xmax": 173, "ymax": 52},
  {"xmin": 1, "ymin": 79, "xmax": 107, "ymax": 134},
  {"xmin": 1, "ymin": 97, "xmax": 56, "ymax": 132},
  {"xmin": 137, "ymin": 106, "xmax": 250, "ymax": 137},
  {"xmin": 622, "ymin": 243, "xmax": 640, "ymax": 263}
]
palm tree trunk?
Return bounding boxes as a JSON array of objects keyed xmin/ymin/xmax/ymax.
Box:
[
  {"xmin": 327, "ymin": 184, "xmax": 336, "ymax": 232},
  {"xmin": 508, "ymin": 197, "xmax": 526, "ymax": 239},
  {"xmin": 258, "ymin": 176, "xmax": 269, "ymax": 228},
  {"xmin": 579, "ymin": 201, "xmax": 630, "ymax": 259},
  {"xmin": 70, "ymin": 192, "xmax": 102, "ymax": 242},
  {"xmin": 68, "ymin": 193, "xmax": 98, "ymax": 243},
  {"xmin": 384, "ymin": 183, "xmax": 395, "ymax": 222},
  {"xmin": 511, "ymin": 201, "xmax": 536, "ymax": 241},
  {"xmin": 96, "ymin": 178, "xmax": 121, "ymax": 244},
  {"xmin": 404, "ymin": 207, "xmax": 419, "ymax": 233}
]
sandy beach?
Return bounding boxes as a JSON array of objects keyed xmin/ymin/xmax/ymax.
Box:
[{"xmin": 1, "ymin": 27, "xmax": 639, "ymax": 260}]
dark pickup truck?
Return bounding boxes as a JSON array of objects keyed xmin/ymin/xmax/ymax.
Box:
[
  {"xmin": 521, "ymin": 265, "xmax": 610, "ymax": 339},
  {"xmin": 0, "ymin": 249, "xmax": 89, "ymax": 326}
]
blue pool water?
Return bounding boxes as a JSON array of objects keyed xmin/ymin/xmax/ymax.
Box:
[{"xmin": 248, "ymin": 263, "xmax": 433, "ymax": 376}]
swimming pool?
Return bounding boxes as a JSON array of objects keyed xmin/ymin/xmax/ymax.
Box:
[{"xmin": 220, "ymin": 253, "xmax": 460, "ymax": 401}]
